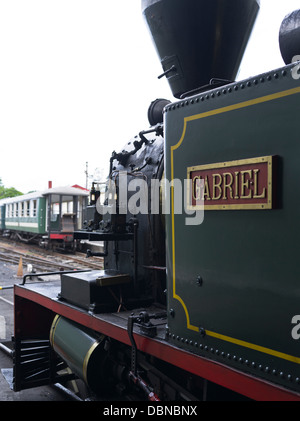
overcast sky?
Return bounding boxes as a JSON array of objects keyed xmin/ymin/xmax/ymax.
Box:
[{"xmin": 0, "ymin": 0, "xmax": 299, "ymax": 194}]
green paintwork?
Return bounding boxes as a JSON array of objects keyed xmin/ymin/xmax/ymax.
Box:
[
  {"xmin": 50, "ymin": 315, "xmax": 104, "ymax": 392},
  {"xmin": 0, "ymin": 205, "xmax": 5, "ymax": 230},
  {"xmin": 165, "ymin": 62, "xmax": 300, "ymax": 392},
  {"xmin": 5, "ymin": 197, "xmax": 46, "ymax": 234}
]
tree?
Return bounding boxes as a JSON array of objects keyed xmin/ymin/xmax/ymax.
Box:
[{"xmin": 0, "ymin": 178, "xmax": 23, "ymax": 199}]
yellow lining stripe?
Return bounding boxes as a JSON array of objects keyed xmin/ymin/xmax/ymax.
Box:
[
  {"xmin": 170, "ymin": 85, "xmax": 300, "ymax": 358},
  {"xmin": 172, "ymin": 86, "xmax": 300, "ymax": 153},
  {"xmin": 49, "ymin": 314, "xmax": 60, "ymax": 347},
  {"xmin": 206, "ymin": 330, "xmax": 300, "ymax": 365}
]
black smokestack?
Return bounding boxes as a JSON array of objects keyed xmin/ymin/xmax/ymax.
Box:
[{"xmin": 142, "ymin": 0, "xmax": 260, "ymax": 98}]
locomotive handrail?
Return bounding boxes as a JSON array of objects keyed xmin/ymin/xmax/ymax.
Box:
[{"xmin": 21, "ymin": 269, "xmax": 91, "ymax": 285}]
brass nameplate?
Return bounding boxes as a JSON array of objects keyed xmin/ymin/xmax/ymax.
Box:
[{"xmin": 187, "ymin": 156, "xmax": 274, "ymax": 210}]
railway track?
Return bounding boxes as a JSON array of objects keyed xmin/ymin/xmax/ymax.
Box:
[{"xmin": 0, "ymin": 239, "xmax": 103, "ymax": 273}]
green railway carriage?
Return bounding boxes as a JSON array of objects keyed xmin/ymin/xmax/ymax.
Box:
[
  {"xmin": 0, "ymin": 186, "xmax": 88, "ymax": 249},
  {"xmin": 3, "ymin": 192, "xmax": 46, "ymax": 236}
]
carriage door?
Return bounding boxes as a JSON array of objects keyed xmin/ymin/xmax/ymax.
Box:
[
  {"xmin": 48, "ymin": 194, "xmax": 77, "ymax": 235},
  {"xmin": 48, "ymin": 194, "xmax": 60, "ymax": 234},
  {"xmin": 61, "ymin": 195, "xmax": 77, "ymax": 233}
]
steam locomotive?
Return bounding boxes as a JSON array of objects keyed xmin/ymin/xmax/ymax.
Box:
[{"xmin": 10, "ymin": 1, "xmax": 300, "ymax": 401}]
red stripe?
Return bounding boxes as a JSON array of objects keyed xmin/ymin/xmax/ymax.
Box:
[
  {"xmin": 50, "ymin": 234, "xmax": 73, "ymax": 240},
  {"xmin": 14, "ymin": 285, "xmax": 300, "ymax": 401}
]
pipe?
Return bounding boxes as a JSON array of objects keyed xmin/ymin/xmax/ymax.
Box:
[
  {"xmin": 22, "ymin": 269, "xmax": 91, "ymax": 285},
  {"xmin": 52, "ymin": 383, "xmax": 83, "ymax": 401},
  {"xmin": 0, "ymin": 342, "xmax": 13, "ymax": 357}
]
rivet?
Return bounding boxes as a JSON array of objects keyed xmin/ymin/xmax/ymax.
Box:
[
  {"xmin": 296, "ymin": 377, "xmax": 300, "ymax": 384},
  {"xmin": 245, "ymin": 360, "xmax": 249, "ymax": 366},
  {"xmin": 267, "ymin": 75, "xmax": 272, "ymax": 81},
  {"xmin": 215, "ymin": 349, "xmax": 220, "ymax": 355},
  {"xmin": 274, "ymin": 73, "xmax": 279, "ymax": 79},
  {"xmin": 260, "ymin": 77, "xmax": 265, "ymax": 83},
  {"xmin": 227, "ymin": 353, "xmax": 231, "ymax": 359},
  {"xmin": 234, "ymin": 85, "xmax": 239, "ymax": 91},
  {"xmin": 279, "ymin": 372, "xmax": 284, "ymax": 378},
  {"xmin": 287, "ymin": 374, "xmax": 292, "ymax": 381},
  {"xmin": 251, "ymin": 362, "xmax": 256, "ymax": 368},
  {"xmin": 221, "ymin": 351, "xmax": 225, "ymax": 357},
  {"xmin": 247, "ymin": 81, "xmax": 251, "ymax": 87},
  {"xmin": 265, "ymin": 367, "xmax": 270, "ymax": 373},
  {"xmin": 233, "ymin": 355, "xmax": 237, "ymax": 361},
  {"xmin": 199, "ymin": 344, "xmax": 203, "ymax": 349},
  {"xmin": 169, "ymin": 308, "xmax": 175, "ymax": 317},
  {"xmin": 239, "ymin": 358, "xmax": 243, "ymax": 363},
  {"xmin": 240, "ymin": 83, "xmax": 245, "ymax": 89},
  {"xmin": 282, "ymin": 70, "xmax": 287, "ymax": 76},
  {"xmin": 272, "ymin": 369, "xmax": 277, "ymax": 375},
  {"xmin": 196, "ymin": 276, "xmax": 203, "ymax": 286},
  {"xmin": 204, "ymin": 345, "xmax": 208, "ymax": 351},
  {"xmin": 259, "ymin": 365, "xmax": 263, "ymax": 371},
  {"xmin": 210, "ymin": 348, "xmax": 214, "ymax": 353}
]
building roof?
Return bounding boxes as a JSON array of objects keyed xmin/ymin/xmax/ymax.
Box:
[
  {"xmin": 41, "ymin": 186, "xmax": 89, "ymax": 197},
  {"xmin": 0, "ymin": 185, "xmax": 89, "ymax": 206}
]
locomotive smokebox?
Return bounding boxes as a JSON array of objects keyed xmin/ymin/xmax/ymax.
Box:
[{"xmin": 142, "ymin": 0, "xmax": 260, "ymax": 98}]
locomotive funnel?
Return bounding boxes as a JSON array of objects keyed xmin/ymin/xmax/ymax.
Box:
[{"xmin": 142, "ymin": 0, "xmax": 260, "ymax": 98}]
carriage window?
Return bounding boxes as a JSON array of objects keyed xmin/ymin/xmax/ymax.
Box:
[
  {"xmin": 51, "ymin": 195, "xmax": 60, "ymax": 215},
  {"xmin": 25, "ymin": 201, "xmax": 30, "ymax": 216},
  {"xmin": 61, "ymin": 196, "xmax": 73, "ymax": 214},
  {"xmin": 29, "ymin": 200, "xmax": 37, "ymax": 217},
  {"xmin": 32, "ymin": 200, "xmax": 37, "ymax": 216},
  {"xmin": 20, "ymin": 202, "xmax": 24, "ymax": 217}
]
